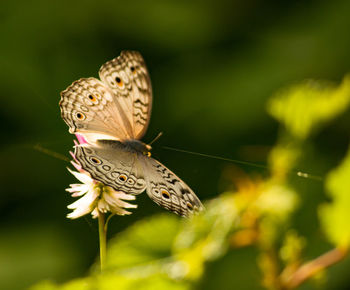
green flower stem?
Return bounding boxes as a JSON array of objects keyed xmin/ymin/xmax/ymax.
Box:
[{"xmin": 98, "ymin": 212, "xmax": 107, "ymax": 272}]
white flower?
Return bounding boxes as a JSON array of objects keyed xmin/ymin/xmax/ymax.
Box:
[{"xmin": 66, "ymin": 160, "xmax": 137, "ymax": 219}]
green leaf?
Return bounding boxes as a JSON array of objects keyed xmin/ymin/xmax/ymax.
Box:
[
  {"xmin": 319, "ymin": 146, "xmax": 350, "ymax": 248},
  {"xmin": 174, "ymin": 193, "xmax": 239, "ymax": 258},
  {"xmin": 96, "ymin": 273, "xmax": 190, "ymax": 290},
  {"xmin": 107, "ymin": 214, "xmax": 181, "ymax": 270},
  {"xmin": 31, "ymin": 274, "xmax": 190, "ymax": 290},
  {"xmin": 172, "ymin": 193, "xmax": 240, "ymax": 280},
  {"xmin": 255, "ymin": 183, "xmax": 299, "ymax": 221},
  {"xmin": 268, "ymin": 75, "xmax": 350, "ymax": 139},
  {"xmin": 268, "ymin": 143, "xmax": 301, "ymax": 180},
  {"xmin": 279, "ymin": 230, "xmax": 306, "ymax": 264}
]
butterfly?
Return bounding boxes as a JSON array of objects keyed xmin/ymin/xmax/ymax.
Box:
[{"xmin": 59, "ymin": 51, "xmax": 203, "ymax": 217}]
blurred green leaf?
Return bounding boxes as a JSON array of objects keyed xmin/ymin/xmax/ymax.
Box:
[
  {"xmin": 267, "ymin": 143, "xmax": 301, "ymax": 181},
  {"xmin": 255, "ymin": 183, "xmax": 298, "ymax": 221},
  {"xmin": 173, "ymin": 194, "xmax": 239, "ymax": 280},
  {"xmin": 268, "ymin": 75, "xmax": 350, "ymax": 139},
  {"xmin": 31, "ymin": 215, "xmax": 190, "ymax": 290},
  {"xmin": 174, "ymin": 194, "xmax": 238, "ymax": 258},
  {"xmin": 31, "ymin": 274, "xmax": 189, "ymax": 290},
  {"xmin": 319, "ymin": 146, "xmax": 350, "ymax": 248},
  {"xmin": 279, "ymin": 230, "xmax": 306, "ymax": 265},
  {"xmin": 106, "ymin": 196, "xmax": 241, "ymax": 281},
  {"xmin": 257, "ymin": 184, "xmax": 298, "ymax": 250},
  {"xmin": 106, "ymin": 214, "xmax": 181, "ymax": 270},
  {"xmin": 96, "ymin": 273, "xmax": 189, "ymax": 290}
]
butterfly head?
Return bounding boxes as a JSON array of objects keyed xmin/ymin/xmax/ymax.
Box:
[{"xmin": 142, "ymin": 143, "xmax": 152, "ymax": 157}]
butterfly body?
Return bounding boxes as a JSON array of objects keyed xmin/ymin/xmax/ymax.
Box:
[
  {"xmin": 121, "ymin": 139, "xmax": 152, "ymax": 155},
  {"xmin": 96, "ymin": 139, "xmax": 151, "ymax": 155},
  {"xmin": 60, "ymin": 51, "xmax": 203, "ymax": 216}
]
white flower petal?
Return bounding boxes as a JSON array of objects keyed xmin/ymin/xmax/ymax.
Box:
[
  {"xmin": 91, "ymin": 208, "xmax": 99, "ymax": 219},
  {"xmin": 113, "ymin": 208, "xmax": 133, "ymax": 215},
  {"xmin": 67, "ymin": 189, "xmax": 98, "ymax": 210},
  {"xmin": 67, "ymin": 168, "xmax": 92, "ymax": 184},
  {"xmin": 67, "ymin": 192, "xmax": 98, "ymax": 219},
  {"xmin": 65, "ymin": 167, "xmax": 138, "ymax": 218},
  {"xmin": 103, "ymin": 192, "xmax": 137, "ymax": 209},
  {"xmin": 108, "ymin": 204, "xmax": 134, "ymax": 216},
  {"xmin": 67, "ymin": 206, "xmax": 93, "ymax": 219},
  {"xmin": 66, "ymin": 184, "xmax": 89, "ymax": 196},
  {"xmin": 112, "ymin": 191, "xmax": 137, "ymax": 201}
]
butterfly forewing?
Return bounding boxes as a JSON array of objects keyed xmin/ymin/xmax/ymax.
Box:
[
  {"xmin": 59, "ymin": 77, "xmax": 134, "ymax": 142},
  {"xmin": 98, "ymin": 51, "xmax": 152, "ymax": 139}
]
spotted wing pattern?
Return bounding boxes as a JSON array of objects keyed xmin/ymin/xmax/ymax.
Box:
[
  {"xmin": 99, "ymin": 51, "xmax": 152, "ymax": 139},
  {"xmin": 60, "ymin": 77, "xmax": 134, "ymax": 143},
  {"xmin": 74, "ymin": 141, "xmax": 146, "ymax": 195},
  {"xmin": 140, "ymin": 156, "xmax": 203, "ymax": 217}
]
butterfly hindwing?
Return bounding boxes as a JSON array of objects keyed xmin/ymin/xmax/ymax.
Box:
[
  {"xmin": 140, "ymin": 156, "xmax": 203, "ymax": 217},
  {"xmin": 74, "ymin": 141, "xmax": 146, "ymax": 195},
  {"xmin": 99, "ymin": 51, "xmax": 152, "ymax": 139}
]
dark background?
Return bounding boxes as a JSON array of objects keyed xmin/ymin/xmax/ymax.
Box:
[{"xmin": 1, "ymin": 0, "xmax": 350, "ymax": 289}]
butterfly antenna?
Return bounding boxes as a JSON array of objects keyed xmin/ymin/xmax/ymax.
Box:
[
  {"xmin": 149, "ymin": 132, "xmax": 163, "ymax": 145},
  {"xmin": 162, "ymin": 146, "xmax": 323, "ymax": 181},
  {"xmin": 33, "ymin": 143, "xmax": 70, "ymax": 162}
]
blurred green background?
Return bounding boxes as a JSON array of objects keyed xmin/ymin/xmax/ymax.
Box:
[{"xmin": 1, "ymin": 0, "xmax": 350, "ymax": 289}]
